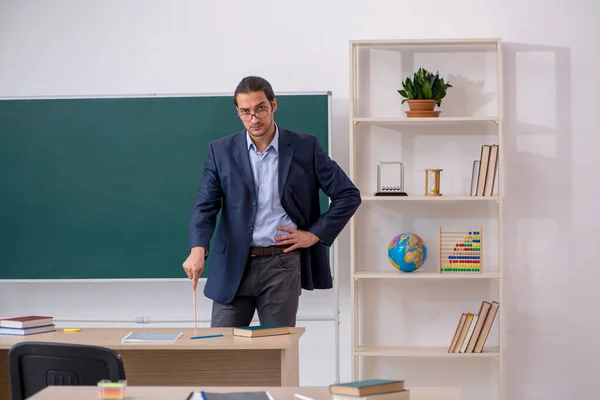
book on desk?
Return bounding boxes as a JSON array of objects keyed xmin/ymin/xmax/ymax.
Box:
[
  {"xmin": 121, "ymin": 332, "xmax": 183, "ymax": 343},
  {"xmin": 329, "ymin": 379, "xmax": 408, "ymax": 399},
  {"xmin": 187, "ymin": 379, "xmax": 409, "ymax": 400},
  {"xmin": 233, "ymin": 324, "xmax": 290, "ymax": 338},
  {"xmin": 0, "ymin": 315, "xmax": 55, "ymax": 336},
  {"xmin": 187, "ymin": 391, "xmax": 274, "ymax": 400}
]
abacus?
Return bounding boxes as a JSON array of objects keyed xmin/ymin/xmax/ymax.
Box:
[{"xmin": 439, "ymin": 226, "xmax": 482, "ymax": 273}]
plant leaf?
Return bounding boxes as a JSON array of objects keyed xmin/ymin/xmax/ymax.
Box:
[{"xmin": 422, "ymin": 81, "xmax": 432, "ymax": 98}]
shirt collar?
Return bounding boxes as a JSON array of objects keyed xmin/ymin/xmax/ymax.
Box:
[{"xmin": 246, "ymin": 124, "xmax": 279, "ymax": 153}]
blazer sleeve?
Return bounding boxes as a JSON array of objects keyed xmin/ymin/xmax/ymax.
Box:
[
  {"xmin": 308, "ymin": 136, "xmax": 361, "ymax": 246},
  {"xmin": 188, "ymin": 142, "xmax": 223, "ymax": 253}
]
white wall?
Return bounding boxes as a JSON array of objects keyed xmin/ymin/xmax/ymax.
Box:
[{"xmin": 1, "ymin": 1, "xmax": 599, "ymax": 399}]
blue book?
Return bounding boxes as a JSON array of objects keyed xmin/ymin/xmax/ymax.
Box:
[{"xmin": 0, "ymin": 324, "xmax": 55, "ymax": 336}]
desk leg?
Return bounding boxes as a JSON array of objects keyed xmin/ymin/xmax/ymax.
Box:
[
  {"xmin": 0, "ymin": 350, "xmax": 8, "ymax": 400},
  {"xmin": 280, "ymin": 342, "xmax": 299, "ymax": 386}
]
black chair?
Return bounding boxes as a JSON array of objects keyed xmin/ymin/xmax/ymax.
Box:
[{"xmin": 8, "ymin": 341, "xmax": 126, "ymax": 400}]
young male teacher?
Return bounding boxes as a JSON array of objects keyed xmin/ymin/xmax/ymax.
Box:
[{"xmin": 183, "ymin": 76, "xmax": 361, "ymax": 327}]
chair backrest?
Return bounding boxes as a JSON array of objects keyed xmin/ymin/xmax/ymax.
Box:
[{"xmin": 8, "ymin": 341, "xmax": 126, "ymax": 400}]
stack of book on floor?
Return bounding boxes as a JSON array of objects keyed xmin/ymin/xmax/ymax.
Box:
[
  {"xmin": 0, "ymin": 315, "xmax": 55, "ymax": 336},
  {"xmin": 329, "ymin": 379, "xmax": 409, "ymax": 399},
  {"xmin": 448, "ymin": 300, "xmax": 499, "ymax": 353}
]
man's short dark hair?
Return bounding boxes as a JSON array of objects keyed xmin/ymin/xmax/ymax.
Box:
[{"xmin": 233, "ymin": 76, "xmax": 275, "ymax": 107}]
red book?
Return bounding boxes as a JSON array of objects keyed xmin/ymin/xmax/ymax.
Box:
[{"xmin": 0, "ymin": 316, "xmax": 54, "ymax": 328}]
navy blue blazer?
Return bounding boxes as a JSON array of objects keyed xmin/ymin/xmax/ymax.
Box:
[{"xmin": 188, "ymin": 127, "xmax": 361, "ymax": 304}]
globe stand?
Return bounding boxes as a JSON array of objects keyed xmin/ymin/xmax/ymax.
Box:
[
  {"xmin": 375, "ymin": 161, "xmax": 407, "ymax": 196},
  {"xmin": 439, "ymin": 226, "xmax": 483, "ymax": 274}
]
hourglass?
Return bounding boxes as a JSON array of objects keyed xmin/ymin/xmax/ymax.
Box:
[{"xmin": 424, "ymin": 169, "xmax": 443, "ymax": 196}]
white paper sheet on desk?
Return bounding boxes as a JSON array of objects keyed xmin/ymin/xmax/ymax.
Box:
[
  {"xmin": 188, "ymin": 391, "xmax": 275, "ymax": 400},
  {"xmin": 121, "ymin": 332, "xmax": 182, "ymax": 343}
]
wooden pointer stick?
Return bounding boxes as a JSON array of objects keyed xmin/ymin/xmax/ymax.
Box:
[{"xmin": 193, "ymin": 289, "xmax": 197, "ymax": 329}]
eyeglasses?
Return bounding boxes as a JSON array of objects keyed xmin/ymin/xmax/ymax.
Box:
[{"xmin": 238, "ymin": 105, "xmax": 270, "ymax": 121}]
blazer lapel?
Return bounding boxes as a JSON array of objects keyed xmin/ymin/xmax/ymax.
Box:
[
  {"xmin": 233, "ymin": 132, "xmax": 256, "ymax": 200},
  {"xmin": 278, "ymin": 128, "xmax": 294, "ymax": 199}
]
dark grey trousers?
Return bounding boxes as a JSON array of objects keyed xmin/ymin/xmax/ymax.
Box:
[{"xmin": 210, "ymin": 249, "xmax": 301, "ymax": 327}]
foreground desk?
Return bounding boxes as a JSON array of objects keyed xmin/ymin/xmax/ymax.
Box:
[
  {"xmin": 0, "ymin": 327, "xmax": 303, "ymax": 400},
  {"xmin": 29, "ymin": 386, "xmax": 462, "ymax": 400}
]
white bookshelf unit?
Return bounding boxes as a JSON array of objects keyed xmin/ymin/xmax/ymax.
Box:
[{"xmin": 348, "ymin": 39, "xmax": 503, "ymax": 400}]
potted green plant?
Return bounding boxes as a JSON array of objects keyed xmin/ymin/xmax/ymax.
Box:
[{"xmin": 397, "ymin": 67, "xmax": 452, "ymax": 117}]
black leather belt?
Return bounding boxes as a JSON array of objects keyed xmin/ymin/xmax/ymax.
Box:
[{"xmin": 250, "ymin": 245, "xmax": 292, "ymax": 257}]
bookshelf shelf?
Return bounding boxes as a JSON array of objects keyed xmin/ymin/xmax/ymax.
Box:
[
  {"xmin": 361, "ymin": 195, "xmax": 499, "ymax": 202},
  {"xmin": 354, "ymin": 271, "xmax": 499, "ymax": 280},
  {"xmin": 355, "ymin": 346, "xmax": 500, "ymax": 358},
  {"xmin": 349, "ymin": 38, "xmax": 503, "ymax": 399},
  {"xmin": 353, "ymin": 116, "xmax": 499, "ymax": 123},
  {"xmin": 350, "ymin": 38, "xmax": 500, "ymax": 52}
]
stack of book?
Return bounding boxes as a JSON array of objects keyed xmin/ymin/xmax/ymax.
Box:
[
  {"xmin": 329, "ymin": 379, "xmax": 409, "ymax": 399},
  {"xmin": 448, "ymin": 301, "xmax": 499, "ymax": 353},
  {"xmin": 0, "ymin": 315, "xmax": 55, "ymax": 336}
]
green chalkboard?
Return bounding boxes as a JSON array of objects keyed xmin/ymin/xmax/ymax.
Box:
[{"xmin": 0, "ymin": 93, "xmax": 331, "ymax": 279}]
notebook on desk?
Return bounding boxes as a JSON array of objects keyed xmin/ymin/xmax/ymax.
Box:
[
  {"xmin": 186, "ymin": 391, "xmax": 275, "ymax": 400},
  {"xmin": 121, "ymin": 332, "xmax": 182, "ymax": 343}
]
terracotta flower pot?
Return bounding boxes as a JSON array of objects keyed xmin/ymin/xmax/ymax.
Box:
[
  {"xmin": 407, "ymin": 99, "xmax": 436, "ymax": 111},
  {"xmin": 405, "ymin": 99, "xmax": 440, "ymax": 117}
]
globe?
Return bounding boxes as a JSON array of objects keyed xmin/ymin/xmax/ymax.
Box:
[{"xmin": 388, "ymin": 232, "xmax": 428, "ymax": 272}]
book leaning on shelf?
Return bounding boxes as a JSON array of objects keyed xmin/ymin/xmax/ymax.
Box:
[
  {"xmin": 470, "ymin": 144, "xmax": 499, "ymax": 196},
  {"xmin": 448, "ymin": 301, "xmax": 499, "ymax": 353}
]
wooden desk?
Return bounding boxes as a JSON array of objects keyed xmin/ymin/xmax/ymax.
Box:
[
  {"xmin": 0, "ymin": 328, "xmax": 303, "ymax": 400},
  {"xmin": 28, "ymin": 386, "xmax": 462, "ymax": 400}
]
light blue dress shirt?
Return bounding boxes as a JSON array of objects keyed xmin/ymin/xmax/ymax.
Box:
[{"xmin": 246, "ymin": 125, "xmax": 297, "ymax": 247}]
